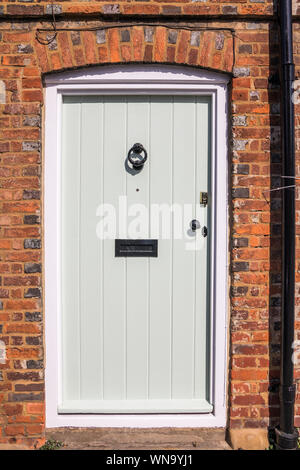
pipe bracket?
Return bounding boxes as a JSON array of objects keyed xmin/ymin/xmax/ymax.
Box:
[{"xmin": 275, "ymin": 426, "xmax": 299, "ymax": 450}]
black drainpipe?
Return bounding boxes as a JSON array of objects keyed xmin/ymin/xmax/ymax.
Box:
[{"xmin": 275, "ymin": 0, "xmax": 299, "ymax": 450}]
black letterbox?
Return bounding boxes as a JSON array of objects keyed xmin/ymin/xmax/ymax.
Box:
[{"xmin": 115, "ymin": 239, "xmax": 158, "ymax": 257}]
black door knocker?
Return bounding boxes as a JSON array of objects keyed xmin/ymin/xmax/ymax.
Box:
[{"xmin": 127, "ymin": 143, "xmax": 148, "ymax": 170}]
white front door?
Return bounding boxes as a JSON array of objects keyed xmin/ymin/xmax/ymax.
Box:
[{"xmin": 60, "ymin": 94, "xmax": 212, "ymax": 414}]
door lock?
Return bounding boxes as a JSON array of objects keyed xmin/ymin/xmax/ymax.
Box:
[
  {"xmin": 190, "ymin": 219, "xmax": 201, "ymax": 231},
  {"xmin": 200, "ymin": 192, "xmax": 208, "ymax": 206}
]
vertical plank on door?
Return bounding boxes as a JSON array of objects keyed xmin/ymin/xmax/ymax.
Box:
[
  {"xmin": 148, "ymin": 97, "xmax": 173, "ymax": 399},
  {"xmin": 61, "ymin": 98, "xmax": 81, "ymax": 401},
  {"xmin": 172, "ymin": 96, "xmax": 196, "ymax": 399},
  {"xmin": 102, "ymin": 97, "xmax": 127, "ymax": 400},
  {"xmin": 126, "ymin": 97, "xmax": 150, "ymax": 399},
  {"xmin": 80, "ymin": 97, "xmax": 103, "ymax": 400},
  {"xmin": 194, "ymin": 96, "xmax": 211, "ymax": 400}
]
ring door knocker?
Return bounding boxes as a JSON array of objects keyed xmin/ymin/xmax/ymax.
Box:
[{"xmin": 127, "ymin": 143, "xmax": 148, "ymax": 170}]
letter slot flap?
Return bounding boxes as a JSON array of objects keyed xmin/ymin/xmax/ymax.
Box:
[{"xmin": 115, "ymin": 239, "xmax": 158, "ymax": 257}]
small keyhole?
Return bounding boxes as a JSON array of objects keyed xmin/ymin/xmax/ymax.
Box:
[
  {"xmin": 136, "ymin": 188, "xmax": 140, "ymax": 192},
  {"xmin": 190, "ymin": 220, "xmax": 200, "ymax": 231}
]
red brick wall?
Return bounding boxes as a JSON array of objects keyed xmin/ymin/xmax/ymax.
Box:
[
  {"xmin": 0, "ymin": 1, "xmax": 276, "ymax": 17},
  {"xmin": 0, "ymin": 2, "xmax": 300, "ymax": 447}
]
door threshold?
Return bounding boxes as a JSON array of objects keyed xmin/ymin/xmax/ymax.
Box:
[{"xmin": 58, "ymin": 399, "xmax": 213, "ymax": 414}]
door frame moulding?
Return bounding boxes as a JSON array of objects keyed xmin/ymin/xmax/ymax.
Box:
[{"xmin": 44, "ymin": 64, "xmax": 230, "ymax": 428}]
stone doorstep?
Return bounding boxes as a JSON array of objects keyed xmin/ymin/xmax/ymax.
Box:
[{"xmin": 46, "ymin": 427, "xmax": 232, "ymax": 451}]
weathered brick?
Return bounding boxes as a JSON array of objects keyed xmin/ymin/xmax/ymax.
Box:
[
  {"xmin": 24, "ymin": 288, "xmax": 41, "ymax": 298},
  {"xmin": 7, "ymin": 4, "xmax": 43, "ymax": 14},
  {"xmin": 23, "ymin": 190, "xmax": 40, "ymax": 200},
  {"xmin": 25, "ymin": 402, "xmax": 44, "ymax": 414},
  {"xmin": 45, "ymin": 4, "xmax": 62, "ymax": 15},
  {"xmin": 0, "ymin": 142, "xmax": 9, "ymax": 153},
  {"xmin": 232, "ymin": 188, "xmax": 250, "ymax": 198},
  {"xmin": 15, "ymin": 383, "xmax": 43, "ymax": 392},
  {"xmin": 233, "ymin": 66, "xmax": 250, "ymax": 77},
  {"xmin": 26, "ymin": 336, "xmax": 41, "ymax": 346},
  {"xmin": 232, "ymin": 262, "xmax": 250, "ymax": 272},
  {"xmin": 23, "ymin": 115, "xmax": 41, "ymax": 127},
  {"xmin": 7, "ymin": 371, "xmax": 41, "ymax": 381},
  {"xmin": 5, "ymin": 323, "xmax": 40, "ymax": 335},
  {"xmin": 168, "ymin": 30, "xmax": 178, "ymax": 45},
  {"xmin": 232, "ymin": 164, "xmax": 250, "ymax": 175},
  {"xmin": 96, "ymin": 29, "xmax": 106, "ymax": 45},
  {"xmin": 190, "ymin": 31, "xmax": 200, "ymax": 47},
  {"xmin": 232, "ymin": 238, "xmax": 249, "ymax": 248},
  {"xmin": 154, "ymin": 27, "xmax": 166, "ymax": 62},
  {"xmin": 17, "ymin": 44, "xmax": 33, "ymax": 54},
  {"xmin": 144, "ymin": 44, "xmax": 153, "ymax": 62},
  {"xmin": 233, "ymin": 139, "xmax": 248, "ymax": 151},
  {"xmin": 71, "ymin": 31, "xmax": 81, "ymax": 46},
  {"xmin": 24, "ymin": 263, "xmax": 41, "ymax": 274},
  {"xmin": 215, "ymin": 33, "xmax": 225, "ymax": 50},
  {"xmin": 231, "ymin": 286, "xmax": 249, "ymax": 296},
  {"xmin": 3, "ymin": 404, "xmax": 23, "ymax": 416},
  {"xmin": 8, "ymin": 393, "xmax": 44, "ymax": 402},
  {"xmin": 22, "ymin": 141, "xmax": 40, "ymax": 152},
  {"xmin": 24, "ymin": 239, "xmax": 41, "ymax": 250},
  {"xmin": 144, "ymin": 27, "xmax": 154, "ymax": 43},
  {"xmin": 24, "ymin": 215, "xmax": 40, "ymax": 225},
  {"xmin": 232, "ymin": 115, "xmax": 247, "ymax": 126},
  {"xmin": 3, "ymin": 276, "xmax": 39, "ymax": 287},
  {"xmin": 162, "ymin": 5, "xmax": 181, "ymax": 14},
  {"xmin": 222, "ymin": 5, "xmax": 237, "ymax": 14},
  {"xmin": 5, "ymin": 424, "xmax": 25, "ymax": 436},
  {"xmin": 27, "ymin": 360, "xmax": 43, "ymax": 369},
  {"xmin": 108, "ymin": 29, "xmax": 120, "ymax": 63},
  {"xmin": 26, "ymin": 423, "xmax": 43, "ymax": 435},
  {"xmin": 102, "ymin": 4, "xmax": 120, "ymax": 14},
  {"xmin": 25, "ymin": 312, "xmax": 41, "ymax": 322}
]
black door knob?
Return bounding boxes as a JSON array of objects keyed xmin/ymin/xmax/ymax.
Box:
[
  {"xmin": 127, "ymin": 143, "xmax": 148, "ymax": 170},
  {"xmin": 190, "ymin": 219, "xmax": 200, "ymax": 231}
]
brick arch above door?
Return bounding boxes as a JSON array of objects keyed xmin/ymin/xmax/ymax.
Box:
[{"xmin": 34, "ymin": 26, "xmax": 234, "ymax": 76}]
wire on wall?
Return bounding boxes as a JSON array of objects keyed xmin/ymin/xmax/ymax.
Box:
[{"xmin": 36, "ymin": 0, "xmax": 57, "ymax": 45}]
